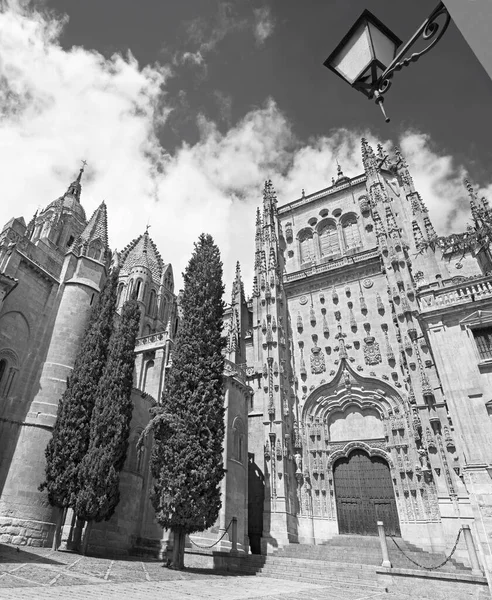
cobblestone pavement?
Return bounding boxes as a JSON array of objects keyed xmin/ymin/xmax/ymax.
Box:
[{"xmin": 0, "ymin": 543, "xmax": 471, "ymax": 600}]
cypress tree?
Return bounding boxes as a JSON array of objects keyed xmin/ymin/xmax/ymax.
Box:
[
  {"xmin": 75, "ymin": 298, "xmax": 140, "ymax": 554},
  {"xmin": 150, "ymin": 233, "xmax": 226, "ymax": 570},
  {"xmin": 40, "ymin": 268, "xmax": 119, "ymax": 549}
]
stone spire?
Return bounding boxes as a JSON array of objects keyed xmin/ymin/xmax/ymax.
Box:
[
  {"xmin": 361, "ymin": 138, "xmax": 377, "ymax": 175},
  {"xmin": 74, "ymin": 201, "xmax": 109, "ymax": 262},
  {"xmin": 393, "ymin": 147, "xmax": 414, "ymax": 189},
  {"xmin": 262, "ymin": 180, "xmax": 278, "ymax": 237},
  {"xmin": 65, "ymin": 163, "xmax": 85, "ymax": 203},
  {"xmin": 464, "ymin": 178, "xmax": 479, "ymax": 223},
  {"xmin": 231, "ymin": 260, "xmax": 244, "ymax": 303}
]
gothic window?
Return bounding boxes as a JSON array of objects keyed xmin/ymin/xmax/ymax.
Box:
[
  {"xmin": 318, "ymin": 221, "xmax": 339, "ymax": 257},
  {"xmin": 0, "ymin": 359, "xmax": 6, "ymax": 391},
  {"xmin": 160, "ymin": 297, "xmax": 167, "ymax": 322},
  {"xmin": 143, "ymin": 359, "xmax": 154, "ymax": 391},
  {"xmin": 67, "ymin": 235, "xmax": 75, "ymax": 248},
  {"xmin": 473, "ymin": 327, "xmax": 492, "ymax": 360},
  {"xmin": 342, "ymin": 215, "xmax": 361, "ymax": 250},
  {"xmin": 135, "ymin": 279, "xmax": 142, "ymax": 299},
  {"xmin": 173, "ymin": 318, "xmax": 179, "ymax": 337},
  {"xmin": 232, "ymin": 418, "xmax": 245, "ymax": 462},
  {"xmin": 87, "ymin": 241, "xmax": 102, "ymax": 260},
  {"xmin": 0, "ymin": 352, "xmax": 17, "ymax": 398},
  {"xmin": 136, "ymin": 444, "xmax": 145, "ymax": 474},
  {"xmin": 148, "ymin": 290, "xmax": 157, "ymax": 317},
  {"xmin": 299, "ymin": 229, "xmax": 314, "ymax": 264},
  {"xmin": 117, "ymin": 283, "xmax": 124, "ymax": 306}
]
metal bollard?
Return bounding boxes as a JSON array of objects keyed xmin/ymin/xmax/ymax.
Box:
[
  {"xmin": 377, "ymin": 521, "xmax": 392, "ymax": 568},
  {"xmin": 230, "ymin": 517, "xmax": 238, "ymax": 554},
  {"xmin": 462, "ymin": 524, "xmax": 482, "ymax": 575}
]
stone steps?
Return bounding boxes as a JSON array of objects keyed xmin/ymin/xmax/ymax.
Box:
[
  {"xmin": 247, "ymin": 569, "xmax": 383, "ymax": 590},
  {"xmin": 273, "ymin": 538, "xmax": 471, "ymax": 573}
]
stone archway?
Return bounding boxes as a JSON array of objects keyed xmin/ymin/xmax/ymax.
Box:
[{"xmin": 333, "ymin": 449, "xmax": 400, "ymax": 536}]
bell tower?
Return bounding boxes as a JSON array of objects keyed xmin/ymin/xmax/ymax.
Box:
[{"xmin": 0, "ymin": 202, "xmax": 110, "ymax": 546}]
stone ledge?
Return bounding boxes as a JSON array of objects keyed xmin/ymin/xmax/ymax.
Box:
[{"xmin": 377, "ymin": 566, "xmax": 488, "ymax": 585}]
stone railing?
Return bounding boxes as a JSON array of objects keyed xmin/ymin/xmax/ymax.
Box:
[
  {"xmin": 418, "ymin": 274, "xmax": 492, "ymax": 312},
  {"xmin": 285, "ymin": 247, "xmax": 380, "ymax": 283},
  {"xmin": 278, "ymin": 174, "xmax": 367, "ymax": 214},
  {"xmin": 134, "ymin": 331, "xmax": 169, "ymax": 351},
  {"xmin": 223, "ymin": 359, "xmax": 249, "ymax": 386}
]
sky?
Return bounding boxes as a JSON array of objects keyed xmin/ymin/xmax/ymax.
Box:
[{"xmin": 1, "ymin": 0, "xmax": 492, "ymax": 297}]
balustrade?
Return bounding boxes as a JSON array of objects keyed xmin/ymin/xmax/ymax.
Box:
[{"xmin": 418, "ymin": 275, "xmax": 492, "ymax": 312}]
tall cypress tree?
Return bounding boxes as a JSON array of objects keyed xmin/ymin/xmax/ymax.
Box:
[
  {"xmin": 150, "ymin": 233, "xmax": 226, "ymax": 570},
  {"xmin": 75, "ymin": 298, "xmax": 140, "ymax": 554},
  {"xmin": 40, "ymin": 268, "xmax": 119, "ymax": 549}
]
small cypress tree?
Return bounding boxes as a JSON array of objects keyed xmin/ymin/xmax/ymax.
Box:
[
  {"xmin": 150, "ymin": 233, "xmax": 226, "ymax": 569},
  {"xmin": 75, "ymin": 298, "xmax": 140, "ymax": 554},
  {"xmin": 40, "ymin": 268, "xmax": 119, "ymax": 549}
]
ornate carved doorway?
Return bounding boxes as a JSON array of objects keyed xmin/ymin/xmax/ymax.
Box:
[{"xmin": 333, "ymin": 449, "xmax": 400, "ymax": 536}]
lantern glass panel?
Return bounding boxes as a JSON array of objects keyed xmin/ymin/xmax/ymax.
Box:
[
  {"xmin": 330, "ymin": 21, "xmax": 373, "ymax": 85},
  {"xmin": 368, "ymin": 21, "xmax": 399, "ymax": 71}
]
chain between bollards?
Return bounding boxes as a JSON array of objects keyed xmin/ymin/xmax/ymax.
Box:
[{"xmin": 188, "ymin": 518, "xmax": 235, "ymax": 550}]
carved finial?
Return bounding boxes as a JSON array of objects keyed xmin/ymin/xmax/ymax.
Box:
[
  {"xmin": 256, "ymin": 206, "xmax": 261, "ymax": 226},
  {"xmin": 76, "ymin": 159, "xmax": 87, "ymax": 182},
  {"xmin": 361, "ymin": 138, "xmax": 377, "ymax": 174},
  {"xmin": 302, "ymin": 188, "xmax": 305, "ymax": 198},
  {"xmin": 464, "ymin": 178, "xmax": 479, "ymax": 220}
]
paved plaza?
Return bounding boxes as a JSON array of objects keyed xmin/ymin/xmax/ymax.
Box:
[{"xmin": 0, "ymin": 543, "xmax": 484, "ymax": 600}]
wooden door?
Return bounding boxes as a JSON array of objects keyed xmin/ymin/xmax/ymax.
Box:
[{"xmin": 334, "ymin": 450, "xmax": 400, "ymax": 536}]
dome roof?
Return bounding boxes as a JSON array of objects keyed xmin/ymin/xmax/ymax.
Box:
[
  {"xmin": 120, "ymin": 231, "xmax": 164, "ymax": 282},
  {"xmin": 42, "ymin": 166, "xmax": 86, "ymax": 221},
  {"xmin": 44, "ymin": 194, "xmax": 86, "ymax": 221}
]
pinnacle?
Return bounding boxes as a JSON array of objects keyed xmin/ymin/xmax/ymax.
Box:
[
  {"xmin": 75, "ymin": 202, "xmax": 109, "ymax": 256},
  {"xmin": 464, "ymin": 178, "xmax": 476, "ymax": 199}
]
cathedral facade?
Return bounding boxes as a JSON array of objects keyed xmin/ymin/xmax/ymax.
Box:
[
  {"xmin": 227, "ymin": 140, "xmax": 492, "ymax": 577},
  {"xmin": 0, "ymin": 140, "xmax": 491, "ymax": 579}
]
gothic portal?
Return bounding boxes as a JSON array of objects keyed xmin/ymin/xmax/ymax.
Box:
[{"xmin": 334, "ymin": 450, "xmax": 399, "ymax": 536}]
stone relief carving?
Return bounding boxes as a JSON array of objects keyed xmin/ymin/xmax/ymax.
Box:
[
  {"xmin": 363, "ymin": 336, "xmax": 381, "ymax": 365},
  {"xmin": 310, "ymin": 346, "xmax": 326, "ymax": 374}
]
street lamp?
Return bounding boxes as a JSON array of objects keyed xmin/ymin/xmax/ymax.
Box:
[{"xmin": 324, "ymin": 2, "xmax": 451, "ymax": 122}]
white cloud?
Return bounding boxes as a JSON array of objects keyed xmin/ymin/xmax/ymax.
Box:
[
  {"xmin": 174, "ymin": 3, "xmax": 247, "ymax": 72},
  {"xmin": 253, "ymin": 6, "xmax": 275, "ymax": 45},
  {"xmin": 0, "ymin": 1, "xmax": 489, "ymax": 303}
]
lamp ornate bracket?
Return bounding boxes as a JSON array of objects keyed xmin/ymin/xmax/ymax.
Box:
[{"xmin": 358, "ymin": 2, "xmax": 451, "ymax": 122}]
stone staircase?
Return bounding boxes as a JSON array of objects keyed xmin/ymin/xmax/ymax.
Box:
[{"xmin": 234, "ymin": 535, "xmax": 472, "ymax": 590}]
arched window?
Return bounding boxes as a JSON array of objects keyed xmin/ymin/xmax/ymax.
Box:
[
  {"xmin": 342, "ymin": 215, "xmax": 361, "ymax": 250},
  {"xmin": 148, "ymin": 290, "xmax": 156, "ymax": 317},
  {"xmin": 117, "ymin": 283, "xmax": 124, "ymax": 306},
  {"xmin": 136, "ymin": 444, "xmax": 145, "ymax": 474},
  {"xmin": 173, "ymin": 318, "xmax": 179, "ymax": 337},
  {"xmin": 160, "ymin": 298, "xmax": 167, "ymax": 322},
  {"xmin": 128, "ymin": 279, "xmax": 134, "ymax": 300},
  {"xmin": 299, "ymin": 230, "xmax": 314, "ymax": 264},
  {"xmin": 319, "ymin": 221, "xmax": 339, "ymax": 257},
  {"xmin": 87, "ymin": 241, "xmax": 102, "ymax": 260},
  {"xmin": 144, "ymin": 324, "xmax": 152, "ymax": 337},
  {"xmin": 143, "ymin": 359, "xmax": 154, "ymax": 392},
  {"xmin": 135, "ymin": 279, "xmax": 142, "ymax": 299},
  {"xmin": 0, "ymin": 359, "xmax": 6, "ymax": 389},
  {"xmin": 232, "ymin": 417, "xmax": 245, "ymax": 462}
]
